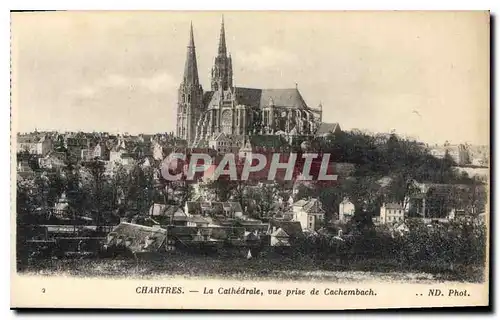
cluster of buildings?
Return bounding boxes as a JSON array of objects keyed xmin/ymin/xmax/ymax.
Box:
[
  {"xmin": 338, "ymin": 179, "xmax": 486, "ymax": 231},
  {"xmin": 17, "ymin": 18, "xmax": 488, "ymax": 258},
  {"xmin": 428, "ymin": 142, "xmax": 488, "ymax": 167},
  {"xmin": 101, "ymin": 194, "xmax": 328, "ymax": 255}
]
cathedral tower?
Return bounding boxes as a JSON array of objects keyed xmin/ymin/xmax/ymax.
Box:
[
  {"xmin": 177, "ymin": 23, "xmax": 204, "ymax": 144},
  {"xmin": 211, "ymin": 16, "xmax": 233, "ymax": 92}
]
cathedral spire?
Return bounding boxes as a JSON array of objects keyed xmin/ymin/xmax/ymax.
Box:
[
  {"xmin": 183, "ymin": 22, "xmax": 199, "ymax": 85},
  {"xmin": 211, "ymin": 16, "xmax": 232, "ymax": 91},
  {"xmin": 218, "ymin": 15, "xmax": 227, "ymax": 56}
]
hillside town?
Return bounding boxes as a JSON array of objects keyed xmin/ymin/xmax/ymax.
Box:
[
  {"xmin": 15, "ymin": 17, "xmax": 488, "ymax": 279},
  {"xmin": 16, "ymin": 127, "xmax": 488, "ymax": 260}
]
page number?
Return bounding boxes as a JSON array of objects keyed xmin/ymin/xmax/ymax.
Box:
[{"xmin": 42, "ymin": 288, "xmax": 45, "ymax": 293}]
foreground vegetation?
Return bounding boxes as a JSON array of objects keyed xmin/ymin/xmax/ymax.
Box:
[
  {"xmin": 18, "ymin": 219, "xmax": 487, "ymax": 283},
  {"xmin": 19, "ymin": 251, "xmax": 483, "ymax": 283}
]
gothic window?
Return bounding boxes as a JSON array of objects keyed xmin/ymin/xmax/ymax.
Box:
[
  {"xmin": 188, "ymin": 94, "xmax": 191, "ymax": 103},
  {"xmin": 221, "ymin": 110, "xmax": 233, "ymax": 135}
]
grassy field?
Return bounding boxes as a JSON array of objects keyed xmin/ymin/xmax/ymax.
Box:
[{"xmin": 18, "ymin": 252, "xmax": 485, "ymax": 283}]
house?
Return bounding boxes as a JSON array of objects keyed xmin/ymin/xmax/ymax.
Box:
[
  {"xmin": 315, "ymin": 122, "xmax": 342, "ymax": 137},
  {"xmin": 292, "ymin": 198, "xmax": 325, "ymax": 231},
  {"xmin": 186, "ymin": 216, "xmax": 210, "ymax": 228},
  {"xmin": 267, "ymin": 220, "xmax": 303, "ymax": 246},
  {"xmin": 448, "ymin": 208, "xmax": 468, "ymax": 220},
  {"xmin": 38, "ymin": 151, "xmax": 67, "ymax": 170},
  {"xmin": 269, "ymin": 228, "xmax": 290, "ymax": 246},
  {"xmin": 429, "ymin": 143, "xmax": 471, "ymax": 166},
  {"xmin": 184, "ymin": 201, "xmax": 244, "ymax": 218},
  {"xmin": 209, "ymin": 132, "xmax": 233, "ymax": 153},
  {"xmin": 379, "ymin": 203, "xmax": 405, "ymax": 224},
  {"xmin": 92, "ymin": 142, "xmax": 110, "ymax": 160},
  {"xmin": 17, "ymin": 159, "xmax": 33, "ymax": 173},
  {"xmin": 338, "ymin": 199, "xmax": 355, "ymax": 222},
  {"xmin": 109, "ymin": 145, "xmax": 126, "ymax": 163},
  {"xmin": 105, "ymin": 222, "xmax": 168, "ymax": 254},
  {"xmin": 17, "ymin": 134, "xmax": 53, "ymax": 156},
  {"xmin": 138, "ymin": 134, "xmax": 154, "ymax": 144},
  {"xmin": 65, "ymin": 136, "xmax": 89, "ymax": 161},
  {"xmin": 149, "ymin": 203, "xmax": 186, "ymax": 224},
  {"xmin": 152, "ymin": 141, "xmax": 167, "ymax": 160},
  {"xmin": 140, "ymin": 156, "xmax": 154, "ymax": 168},
  {"xmin": 109, "ymin": 147, "xmax": 137, "ymax": 168}
]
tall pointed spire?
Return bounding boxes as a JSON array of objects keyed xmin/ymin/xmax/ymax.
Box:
[
  {"xmin": 183, "ymin": 22, "xmax": 200, "ymax": 85},
  {"xmin": 189, "ymin": 21, "xmax": 195, "ymax": 47},
  {"xmin": 211, "ymin": 15, "xmax": 232, "ymax": 91},
  {"xmin": 218, "ymin": 15, "xmax": 227, "ymax": 56}
]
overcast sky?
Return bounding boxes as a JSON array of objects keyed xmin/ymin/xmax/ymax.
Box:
[{"xmin": 11, "ymin": 11, "xmax": 489, "ymax": 145}]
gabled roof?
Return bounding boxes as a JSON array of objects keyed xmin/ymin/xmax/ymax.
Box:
[
  {"xmin": 269, "ymin": 220, "xmax": 303, "ymax": 237},
  {"xmin": 210, "ymin": 132, "xmax": 229, "ymax": 142},
  {"xmin": 107, "ymin": 222, "xmax": 167, "ymax": 253},
  {"xmin": 187, "ymin": 201, "xmax": 243, "ymax": 216},
  {"xmin": 149, "ymin": 203, "xmax": 184, "ymax": 217},
  {"xmin": 383, "ymin": 203, "xmax": 404, "ymax": 210},
  {"xmin": 303, "ymin": 198, "xmax": 323, "ymax": 213},
  {"xmin": 271, "ymin": 227, "xmax": 289, "ymax": 238},
  {"xmin": 293, "ymin": 199, "xmax": 308, "ymax": 207},
  {"xmin": 44, "ymin": 151, "xmax": 67, "ymax": 161},
  {"xmin": 293, "ymin": 198, "xmax": 325, "ymax": 213},
  {"xmin": 244, "ymin": 231, "xmax": 259, "ymax": 240},
  {"xmin": 17, "ymin": 134, "xmax": 47, "ymax": 144},
  {"xmin": 316, "ymin": 122, "xmax": 341, "ymax": 135}
]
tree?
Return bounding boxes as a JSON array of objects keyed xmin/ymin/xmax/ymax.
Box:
[
  {"xmin": 318, "ymin": 185, "xmax": 341, "ymax": 221},
  {"xmin": 341, "ymin": 174, "xmax": 383, "ymax": 231},
  {"xmin": 81, "ymin": 159, "xmax": 106, "ymax": 227},
  {"xmin": 202, "ymin": 179, "xmax": 236, "ymax": 202},
  {"xmin": 294, "ymin": 184, "xmax": 316, "ymax": 201},
  {"xmin": 244, "ymin": 183, "xmax": 280, "ymax": 219}
]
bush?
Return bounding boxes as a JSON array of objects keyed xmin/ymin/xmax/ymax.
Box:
[{"xmin": 292, "ymin": 219, "xmax": 487, "ymax": 274}]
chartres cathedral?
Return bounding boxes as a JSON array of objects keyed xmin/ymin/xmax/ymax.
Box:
[{"xmin": 176, "ymin": 18, "xmax": 324, "ymax": 147}]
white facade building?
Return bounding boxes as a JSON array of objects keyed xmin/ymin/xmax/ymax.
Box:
[
  {"xmin": 338, "ymin": 199, "xmax": 355, "ymax": 222},
  {"xmin": 292, "ymin": 198, "xmax": 325, "ymax": 231},
  {"xmin": 379, "ymin": 203, "xmax": 405, "ymax": 224}
]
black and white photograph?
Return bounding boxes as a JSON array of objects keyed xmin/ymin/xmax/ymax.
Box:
[{"xmin": 10, "ymin": 11, "xmax": 490, "ymax": 309}]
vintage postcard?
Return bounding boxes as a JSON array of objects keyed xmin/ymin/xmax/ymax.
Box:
[{"xmin": 10, "ymin": 11, "xmax": 490, "ymax": 310}]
